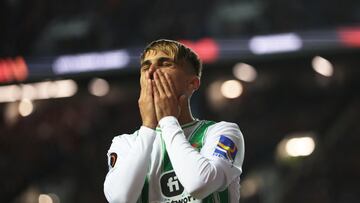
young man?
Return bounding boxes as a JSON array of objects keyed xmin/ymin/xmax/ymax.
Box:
[{"xmin": 103, "ymin": 39, "xmax": 245, "ymax": 203}]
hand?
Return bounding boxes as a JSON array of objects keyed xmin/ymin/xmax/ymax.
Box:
[
  {"xmin": 138, "ymin": 71, "xmax": 157, "ymax": 129},
  {"xmin": 152, "ymin": 70, "xmax": 183, "ymax": 121}
]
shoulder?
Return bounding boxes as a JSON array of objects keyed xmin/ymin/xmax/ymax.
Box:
[
  {"xmin": 205, "ymin": 120, "xmax": 245, "ymax": 154},
  {"xmin": 111, "ymin": 132, "xmax": 134, "ymax": 142},
  {"xmin": 109, "ymin": 131, "xmax": 139, "ymax": 150},
  {"xmin": 206, "ymin": 121, "xmax": 243, "ymax": 139},
  {"xmin": 201, "ymin": 120, "xmax": 245, "ymax": 169},
  {"xmin": 205, "ymin": 121, "xmax": 245, "ymax": 167}
]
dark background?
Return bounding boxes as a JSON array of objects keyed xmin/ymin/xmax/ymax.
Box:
[{"xmin": 1, "ymin": 0, "xmax": 360, "ymax": 203}]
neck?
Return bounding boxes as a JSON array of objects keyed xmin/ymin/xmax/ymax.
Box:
[{"xmin": 177, "ymin": 99, "xmax": 195, "ymax": 125}]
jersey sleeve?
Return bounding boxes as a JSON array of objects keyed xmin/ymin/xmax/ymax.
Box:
[
  {"xmin": 201, "ymin": 121, "xmax": 245, "ymax": 190},
  {"xmin": 103, "ymin": 126, "xmax": 156, "ymax": 203},
  {"xmin": 159, "ymin": 116, "xmax": 245, "ymax": 199}
]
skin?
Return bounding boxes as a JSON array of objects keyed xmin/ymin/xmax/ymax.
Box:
[{"xmin": 138, "ymin": 50, "xmax": 200, "ymax": 129}]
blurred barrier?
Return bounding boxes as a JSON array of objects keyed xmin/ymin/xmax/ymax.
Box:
[{"xmin": 1, "ymin": 27, "xmax": 360, "ymax": 85}]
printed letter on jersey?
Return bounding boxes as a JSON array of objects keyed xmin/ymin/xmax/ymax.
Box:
[{"xmin": 213, "ymin": 135, "xmax": 237, "ymax": 162}]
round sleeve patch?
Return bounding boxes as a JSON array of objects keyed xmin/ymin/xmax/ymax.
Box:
[{"xmin": 110, "ymin": 153, "xmax": 117, "ymax": 167}]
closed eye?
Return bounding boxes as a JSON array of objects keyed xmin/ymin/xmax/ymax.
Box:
[
  {"xmin": 140, "ymin": 61, "xmax": 151, "ymax": 71},
  {"xmin": 161, "ymin": 61, "xmax": 174, "ymax": 67},
  {"xmin": 158, "ymin": 58, "xmax": 175, "ymax": 67},
  {"xmin": 140, "ymin": 57, "xmax": 175, "ymax": 70}
]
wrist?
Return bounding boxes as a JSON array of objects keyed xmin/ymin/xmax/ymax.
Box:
[
  {"xmin": 159, "ymin": 116, "xmax": 178, "ymax": 128},
  {"xmin": 142, "ymin": 122, "xmax": 157, "ymax": 129}
]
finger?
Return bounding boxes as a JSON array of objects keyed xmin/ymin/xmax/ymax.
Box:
[
  {"xmin": 157, "ymin": 71, "xmax": 172, "ymax": 96},
  {"xmin": 147, "ymin": 78, "xmax": 153, "ymax": 96},
  {"xmin": 164, "ymin": 72, "xmax": 177, "ymax": 96},
  {"xmin": 139, "ymin": 79, "xmax": 145, "ymax": 98},
  {"xmin": 146, "ymin": 71, "xmax": 150, "ymax": 80},
  {"xmin": 152, "ymin": 80, "xmax": 159, "ymax": 97},
  {"xmin": 140, "ymin": 73, "xmax": 149, "ymax": 94},
  {"xmin": 143, "ymin": 75, "xmax": 148, "ymax": 95},
  {"xmin": 154, "ymin": 71, "xmax": 165, "ymax": 96}
]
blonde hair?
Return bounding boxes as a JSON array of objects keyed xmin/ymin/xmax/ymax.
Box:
[{"xmin": 140, "ymin": 39, "xmax": 202, "ymax": 77}]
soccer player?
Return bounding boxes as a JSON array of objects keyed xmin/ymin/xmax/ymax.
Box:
[{"xmin": 103, "ymin": 39, "xmax": 245, "ymax": 203}]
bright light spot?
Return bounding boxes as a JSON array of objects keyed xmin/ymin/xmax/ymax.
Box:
[
  {"xmin": 249, "ymin": 33, "xmax": 302, "ymax": 54},
  {"xmin": 0, "ymin": 80, "xmax": 77, "ymax": 103},
  {"xmin": 0, "ymin": 85, "xmax": 21, "ymax": 102},
  {"xmin": 34, "ymin": 81, "xmax": 57, "ymax": 99},
  {"xmin": 241, "ymin": 177, "xmax": 260, "ymax": 198},
  {"xmin": 4, "ymin": 102, "xmax": 19, "ymax": 126},
  {"xmin": 312, "ymin": 56, "xmax": 334, "ymax": 77},
  {"xmin": 208, "ymin": 81, "xmax": 223, "ymax": 102},
  {"xmin": 48, "ymin": 193, "xmax": 60, "ymax": 203},
  {"xmin": 21, "ymin": 84, "xmax": 37, "ymax": 100},
  {"xmin": 207, "ymin": 80, "xmax": 225, "ymax": 110},
  {"xmin": 53, "ymin": 80, "xmax": 78, "ymax": 98},
  {"xmin": 220, "ymin": 80, "xmax": 243, "ymax": 99},
  {"xmin": 88, "ymin": 78, "xmax": 110, "ymax": 97},
  {"xmin": 233, "ymin": 63, "xmax": 257, "ymax": 82},
  {"xmin": 38, "ymin": 194, "xmax": 53, "ymax": 203},
  {"xmin": 285, "ymin": 137, "xmax": 315, "ymax": 157},
  {"xmin": 18, "ymin": 99, "xmax": 34, "ymax": 117},
  {"xmin": 276, "ymin": 132, "xmax": 316, "ymax": 160}
]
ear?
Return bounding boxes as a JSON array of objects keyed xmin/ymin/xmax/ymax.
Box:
[{"xmin": 188, "ymin": 76, "xmax": 200, "ymax": 93}]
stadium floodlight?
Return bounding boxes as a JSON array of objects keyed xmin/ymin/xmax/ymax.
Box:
[
  {"xmin": 312, "ymin": 56, "xmax": 334, "ymax": 77},
  {"xmin": 249, "ymin": 33, "xmax": 302, "ymax": 54},
  {"xmin": 38, "ymin": 194, "xmax": 54, "ymax": 203},
  {"xmin": 221, "ymin": 80, "xmax": 243, "ymax": 99},
  {"xmin": 285, "ymin": 137, "xmax": 315, "ymax": 157},
  {"xmin": 88, "ymin": 78, "xmax": 110, "ymax": 97},
  {"xmin": 276, "ymin": 132, "xmax": 316, "ymax": 160},
  {"xmin": 233, "ymin": 63, "xmax": 257, "ymax": 82},
  {"xmin": 18, "ymin": 99, "xmax": 34, "ymax": 117},
  {"xmin": 0, "ymin": 79, "xmax": 77, "ymax": 103},
  {"xmin": 52, "ymin": 50, "xmax": 130, "ymax": 74}
]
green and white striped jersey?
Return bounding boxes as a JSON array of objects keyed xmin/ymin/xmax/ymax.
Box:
[{"xmin": 104, "ymin": 116, "xmax": 244, "ymax": 203}]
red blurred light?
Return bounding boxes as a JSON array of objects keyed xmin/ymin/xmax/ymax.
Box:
[
  {"xmin": 179, "ymin": 38, "xmax": 219, "ymax": 63},
  {"xmin": 0, "ymin": 57, "xmax": 28, "ymax": 83},
  {"xmin": 338, "ymin": 27, "xmax": 360, "ymax": 47}
]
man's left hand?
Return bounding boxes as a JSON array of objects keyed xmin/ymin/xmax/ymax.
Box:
[{"xmin": 153, "ymin": 70, "xmax": 181, "ymax": 121}]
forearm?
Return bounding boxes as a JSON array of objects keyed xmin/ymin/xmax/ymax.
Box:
[
  {"xmin": 104, "ymin": 127, "xmax": 156, "ymax": 203},
  {"xmin": 159, "ymin": 117, "xmax": 225, "ymax": 199}
]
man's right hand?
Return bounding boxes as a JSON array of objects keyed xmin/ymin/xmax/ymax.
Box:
[{"xmin": 138, "ymin": 71, "xmax": 157, "ymax": 129}]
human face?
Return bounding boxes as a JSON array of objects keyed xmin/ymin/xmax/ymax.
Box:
[{"xmin": 140, "ymin": 50, "xmax": 192, "ymax": 97}]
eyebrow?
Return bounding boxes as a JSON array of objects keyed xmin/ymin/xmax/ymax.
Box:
[{"xmin": 141, "ymin": 57, "xmax": 175, "ymax": 67}]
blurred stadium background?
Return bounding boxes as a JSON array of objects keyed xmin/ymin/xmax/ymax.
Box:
[{"xmin": 1, "ymin": 0, "xmax": 360, "ymax": 202}]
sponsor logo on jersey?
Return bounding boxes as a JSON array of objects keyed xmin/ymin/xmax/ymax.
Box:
[
  {"xmin": 160, "ymin": 171, "xmax": 184, "ymax": 197},
  {"xmin": 110, "ymin": 153, "xmax": 117, "ymax": 167},
  {"xmin": 213, "ymin": 135, "xmax": 237, "ymax": 161},
  {"xmin": 160, "ymin": 170, "xmax": 201, "ymax": 203}
]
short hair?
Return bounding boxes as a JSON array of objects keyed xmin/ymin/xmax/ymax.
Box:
[{"xmin": 140, "ymin": 39, "xmax": 203, "ymax": 77}]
